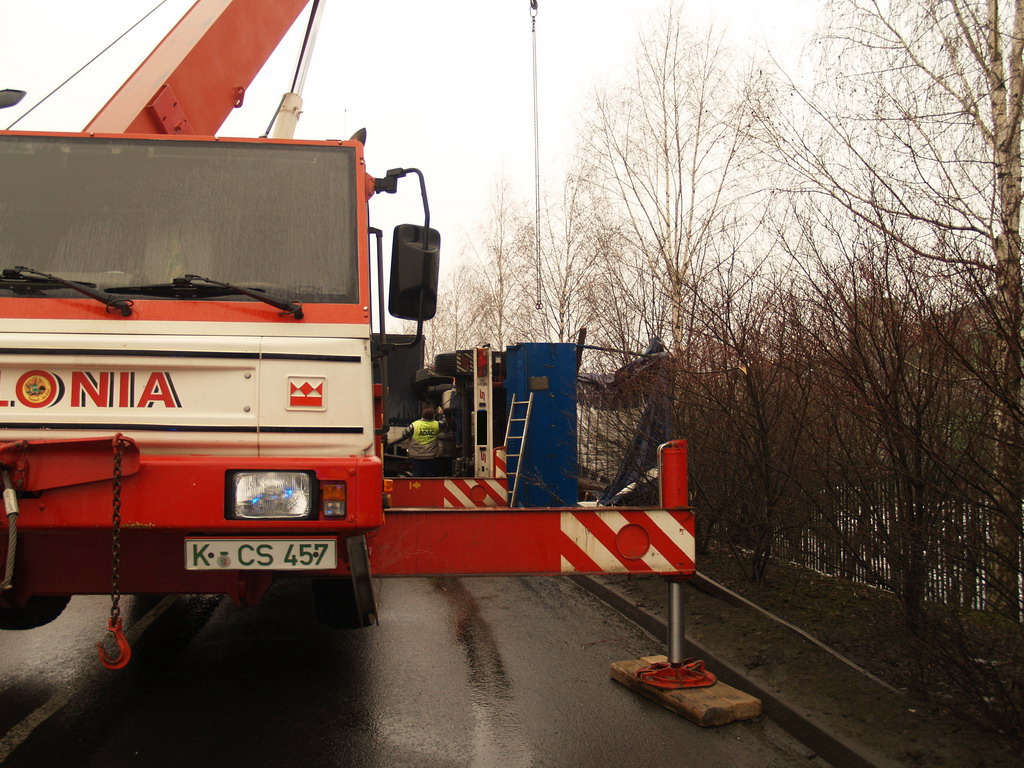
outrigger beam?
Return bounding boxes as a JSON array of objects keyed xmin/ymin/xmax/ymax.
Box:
[
  {"xmin": 371, "ymin": 441, "xmax": 695, "ymax": 578},
  {"xmin": 369, "ymin": 506, "xmax": 695, "ymax": 577}
]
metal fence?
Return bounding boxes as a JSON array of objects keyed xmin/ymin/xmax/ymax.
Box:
[{"xmin": 576, "ymin": 383, "xmax": 1017, "ymax": 614}]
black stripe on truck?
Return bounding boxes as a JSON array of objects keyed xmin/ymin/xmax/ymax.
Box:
[
  {"xmin": 0, "ymin": 423, "xmax": 364, "ymax": 434},
  {"xmin": 0, "ymin": 348, "xmax": 361, "ymax": 363}
]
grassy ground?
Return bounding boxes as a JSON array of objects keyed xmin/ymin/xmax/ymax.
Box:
[{"xmin": 605, "ymin": 550, "xmax": 1022, "ymax": 767}]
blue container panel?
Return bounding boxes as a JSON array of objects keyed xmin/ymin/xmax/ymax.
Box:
[{"xmin": 504, "ymin": 343, "xmax": 578, "ymax": 507}]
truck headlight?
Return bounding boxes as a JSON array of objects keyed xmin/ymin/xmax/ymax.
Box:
[{"xmin": 229, "ymin": 471, "xmax": 315, "ymax": 520}]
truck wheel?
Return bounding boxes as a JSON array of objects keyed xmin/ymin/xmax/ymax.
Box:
[
  {"xmin": 312, "ymin": 579, "xmax": 369, "ymax": 629},
  {"xmin": 433, "ymin": 352, "xmax": 459, "ymax": 376},
  {"xmin": 0, "ymin": 595, "xmax": 71, "ymax": 630}
]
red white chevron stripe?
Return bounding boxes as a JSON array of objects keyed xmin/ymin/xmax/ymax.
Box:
[
  {"xmin": 441, "ymin": 478, "xmax": 508, "ymax": 507},
  {"xmin": 493, "ymin": 447, "xmax": 507, "ymax": 478},
  {"xmin": 559, "ymin": 509, "xmax": 695, "ymax": 574}
]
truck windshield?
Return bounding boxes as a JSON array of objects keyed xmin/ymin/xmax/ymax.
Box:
[{"xmin": 0, "ymin": 135, "xmax": 359, "ymax": 304}]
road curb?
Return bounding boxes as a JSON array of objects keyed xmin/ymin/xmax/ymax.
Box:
[{"xmin": 570, "ymin": 575, "xmax": 886, "ymax": 768}]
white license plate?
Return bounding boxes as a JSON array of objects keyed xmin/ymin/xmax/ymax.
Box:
[{"xmin": 185, "ymin": 539, "xmax": 337, "ymax": 571}]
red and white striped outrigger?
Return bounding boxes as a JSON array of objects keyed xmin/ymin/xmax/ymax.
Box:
[
  {"xmin": 374, "ymin": 439, "xmax": 713, "ymax": 690},
  {"xmin": 372, "ymin": 440, "xmax": 694, "ymax": 578}
]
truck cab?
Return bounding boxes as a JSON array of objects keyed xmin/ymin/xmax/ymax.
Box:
[{"xmin": 0, "ymin": 131, "xmax": 391, "ymax": 628}]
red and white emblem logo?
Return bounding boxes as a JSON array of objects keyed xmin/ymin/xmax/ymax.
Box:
[{"xmin": 288, "ymin": 377, "xmax": 325, "ymax": 410}]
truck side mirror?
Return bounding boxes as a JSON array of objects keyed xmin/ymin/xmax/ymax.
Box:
[{"xmin": 389, "ymin": 223, "xmax": 440, "ymax": 321}]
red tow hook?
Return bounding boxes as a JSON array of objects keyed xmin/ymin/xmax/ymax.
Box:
[
  {"xmin": 635, "ymin": 658, "xmax": 717, "ymax": 689},
  {"xmin": 97, "ymin": 617, "xmax": 132, "ymax": 669}
]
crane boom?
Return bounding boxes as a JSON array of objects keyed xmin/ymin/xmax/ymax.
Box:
[{"xmin": 85, "ymin": 0, "xmax": 310, "ymax": 135}]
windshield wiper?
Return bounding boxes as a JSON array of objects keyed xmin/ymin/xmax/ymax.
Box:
[
  {"xmin": 108, "ymin": 275, "xmax": 303, "ymax": 319},
  {"xmin": 4, "ymin": 266, "xmax": 133, "ymax": 316},
  {"xmin": 1, "ymin": 271, "xmax": 97, "ymax": 294},
  {"xmin": 107, "ymin": 278, "xmax": 240, "ymax": 299}
]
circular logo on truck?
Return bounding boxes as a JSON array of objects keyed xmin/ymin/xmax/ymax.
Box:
[{"xmin": 16, "ymin": 370, "xmax": 64, "ymax": 408}]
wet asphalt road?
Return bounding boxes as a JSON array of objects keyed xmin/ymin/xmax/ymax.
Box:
[{"xmin": 0, "ymin": 577, "xmax": 813, "ymax": 767}]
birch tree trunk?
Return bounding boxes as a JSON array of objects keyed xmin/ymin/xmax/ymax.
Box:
[{"xmin": 988, "ymin": 0, "xmax": 1024, "ymax": 619}]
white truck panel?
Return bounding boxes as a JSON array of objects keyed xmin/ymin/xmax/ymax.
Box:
[
  {"xmin": 257, "ymin": 336, "xmax": 375, "ymax": 457},
  {"xmin": 0, "ymin": 331, "xmax": 374, "ymax": 458}
]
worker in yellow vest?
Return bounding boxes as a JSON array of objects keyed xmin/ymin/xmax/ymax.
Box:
[{"xmin": 401, "ymin": 407, "xmax": 443, "ymax": 477}]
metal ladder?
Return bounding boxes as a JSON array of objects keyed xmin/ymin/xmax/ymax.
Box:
[{"xmin": 503, "ymin": 392, "xmax": 534, "ymax": 507}]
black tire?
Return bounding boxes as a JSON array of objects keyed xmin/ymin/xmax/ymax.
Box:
[
  {"xmin": 0, "ymin": 595, "xmax": 71, "ymax": 630},
  {"xmin": 433, "ymin": 352, "xmax": 459, "ymax": 376},
  {"xmin": 312, "ymin": 578, "xmax": 369, "ymax": 629}
]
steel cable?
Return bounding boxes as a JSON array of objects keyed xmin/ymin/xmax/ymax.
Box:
[
  {"xmin": 531, "ymin": 1, "xmax": 543, "ymax": 311},
  {"xmin": 1, "ymin": 469, "xmax": 19, "ymax": 591},
  {"xmin": 6, "ymin": 0, "xmax": 173, "ymax": 130}
]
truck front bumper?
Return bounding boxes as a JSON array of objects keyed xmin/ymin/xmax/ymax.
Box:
[{"xmin": 1, "ymin": 437, "xmax": 383, "ymax": 603}]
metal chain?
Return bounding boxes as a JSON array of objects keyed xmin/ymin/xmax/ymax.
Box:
[
  {"xmin": 110, "ymin": 437, "xmax": 124, "ymax": 624},
  {"xmin": 97, "ymin": 434, "xmax": 133, "ymax": 668}
]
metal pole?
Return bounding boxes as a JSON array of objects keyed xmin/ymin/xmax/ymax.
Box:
[
  {"xmin": 667, "ymin": 579, "xmax": 685, "ymax": 665},
  {"xmin": 659, "ymin": 441, "xmax": 688, "ymax": 665},
  {"xmin": 290, "ymin": 0, "xmax": 326, "ymax": 98},
  {"xmin": 271, "ymin": 0, "xmax": 326, "ymax": 139}
]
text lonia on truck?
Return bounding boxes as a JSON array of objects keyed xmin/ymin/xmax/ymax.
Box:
[{"xmin": 0, "ymin": 370, "xmax": 181, "ymax": 408}]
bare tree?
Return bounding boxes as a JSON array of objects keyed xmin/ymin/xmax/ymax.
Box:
[
  {"xmin": 421, "ymin": 262, "xmax": 482, "ymax": 361},
  {"xmin": 578, "ymin": 3, "xmax": 766, "ymax": 351},
  {"xmin": 757, "ymin": 0, "xmax": 1024, "ymax": 618},
  {"xmin": 531, "ymin": 171, "xmax": 608, "ymax": 344},
  {"xmin": 679, "ymin": 252, "xmax": 812, "ymax": 583},
  {"xmin": 458, "ymin": 178, "xmax": 535, "ymax": 350}
]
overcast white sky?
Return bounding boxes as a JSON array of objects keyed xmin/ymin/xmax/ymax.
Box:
[{"xmin": 1, "ymin": 0, "xmax": 821, "ymax": 262}]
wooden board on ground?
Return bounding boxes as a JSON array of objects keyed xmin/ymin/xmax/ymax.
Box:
[{"xmin": 611, "ymin": 655, "xmax": 762, "ymax": 727}]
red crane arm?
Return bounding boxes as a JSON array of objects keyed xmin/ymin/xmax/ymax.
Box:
[{"xmin": 85, "ymin": 0, "xmax": 310, "ymax": 136}]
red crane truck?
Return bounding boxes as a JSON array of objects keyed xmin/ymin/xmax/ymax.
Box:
[{"xmin": 0, "ymin": 0, "xmax": 697, "ymax": 672}]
